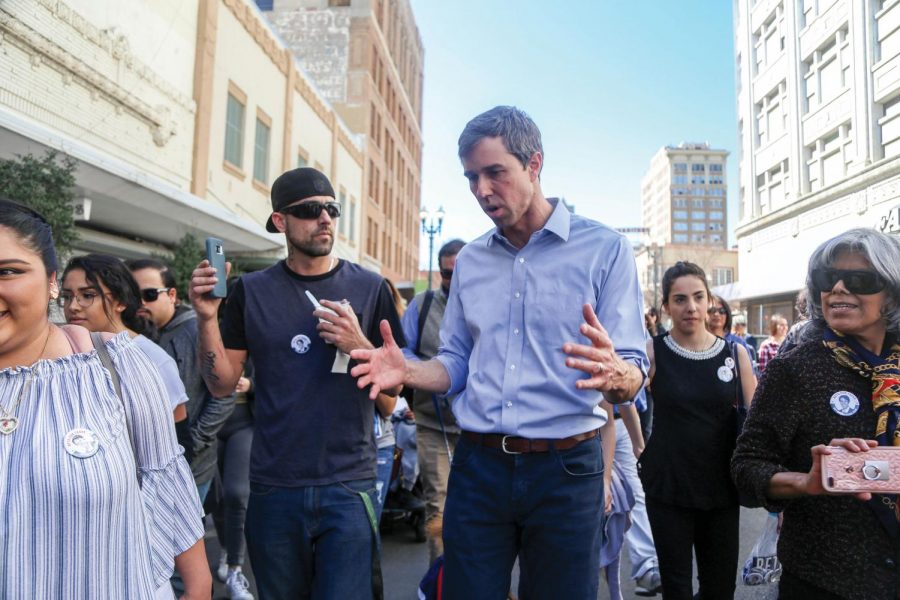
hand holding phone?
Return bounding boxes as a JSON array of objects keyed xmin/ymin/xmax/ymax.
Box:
[
  {"xmin": 821, "ymin": 445, "xmax": 900, "ymax": 494},
  {"xmin": 205, "ymin": 237, "xmax": 227, "ymax": 299}
]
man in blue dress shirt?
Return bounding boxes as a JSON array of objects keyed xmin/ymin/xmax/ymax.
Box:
[{"xmin": 351, "ymin": 106, "xmax": 648, "ymax": 599}]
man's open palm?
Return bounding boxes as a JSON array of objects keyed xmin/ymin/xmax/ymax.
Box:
[{"xmin": 350, "ymin": 320, "xmax": 407, "ymax": 399}]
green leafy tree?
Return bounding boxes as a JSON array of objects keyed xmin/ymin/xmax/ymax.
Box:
[
  {"xmin": 167, "ymin": 233, "xmax": 205, "ymax": 302},
  {"xmin": 0, "ymin": 151, "xmax": 79, "ymax": 257}
]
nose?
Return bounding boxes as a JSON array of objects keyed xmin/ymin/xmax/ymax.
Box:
[{"xmin": 473, "ymin": 175, "xmax": 492, "ymax": 199}]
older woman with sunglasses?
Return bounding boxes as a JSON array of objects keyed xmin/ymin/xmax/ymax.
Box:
[
  {"xmin": 733, "ymin": 228, "xmax": 900, "ymax": 600},
  {"xmin": 0, "ymin": 199, "xmax": 208, "ymax": 598}
]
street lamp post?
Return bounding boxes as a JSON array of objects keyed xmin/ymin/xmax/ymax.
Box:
[{"xmin": 420, "ymin": 206, "xmax": 445, "ymax": 290}]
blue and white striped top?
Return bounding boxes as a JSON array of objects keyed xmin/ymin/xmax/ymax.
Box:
[{"xmin": 0, "ymin": 332, "xmax": 204, "ymax": 599}]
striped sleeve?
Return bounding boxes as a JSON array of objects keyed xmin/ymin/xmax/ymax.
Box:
[{"xmin": 109, "ymin": 336, "xmax": 205, "ymax": 586}]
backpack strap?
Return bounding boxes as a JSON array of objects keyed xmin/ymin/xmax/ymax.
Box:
[
  {"xmin": 415, "ymin": 290, "xmax": 435, "ymax": 357},
  {"xmin": 90, "ymin": 332, "xmax": 140, "ymax": 487}
]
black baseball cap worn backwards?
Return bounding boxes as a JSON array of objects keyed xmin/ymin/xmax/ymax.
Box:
[{"xmin": 266, "ymin": 167, "xmax": 336, "ymax": 233}]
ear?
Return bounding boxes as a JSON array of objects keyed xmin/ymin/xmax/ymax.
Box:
[
  {"xmin": 271, "ymin": 212, "xmax": 288, "ymax": 233},
  {"xmin": 527, "ymin": 151, "xmax": 543, "ymax": 182},
  {"xmin": 48, "ymin": 272, "xmax": 59, "ymax": 300},
  {"xmin": 166, "ymin": 287, "xmax": 178, "ymax": 303}
]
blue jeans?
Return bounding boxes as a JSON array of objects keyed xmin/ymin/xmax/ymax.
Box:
[
  {"xmin": 375, "ymin": 445, "xmax": 394, "ymax": 523},
  {"xmin": 245, "ymin": 479, "xmax": 379, "ymax": 599},
  {"xmin": 443, "ymin": 435, "xmax": 605, "ymax": 600}
]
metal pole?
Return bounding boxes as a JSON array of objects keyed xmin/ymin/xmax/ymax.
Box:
[{"xmin": 426, "ymin": 230, "xmax": 435, "ymax": 291}]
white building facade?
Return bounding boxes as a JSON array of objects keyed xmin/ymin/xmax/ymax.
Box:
[{"xmin": 734, "ymin": 0, "xmax": 900, "ymax": 333}]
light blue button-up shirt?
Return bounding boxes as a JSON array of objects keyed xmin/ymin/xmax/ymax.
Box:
[{"xmin": 434, "ymin": 199, "xmax": 649, "ymax": 438}]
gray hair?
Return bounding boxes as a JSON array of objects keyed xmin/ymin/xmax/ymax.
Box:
[
  {"xmin": 804, "ymin": 227, "xmax": 900, "ymax": 337},
  {"xmin": 457, "ymin": 106, "xmax": 543, "ymax": 172}
]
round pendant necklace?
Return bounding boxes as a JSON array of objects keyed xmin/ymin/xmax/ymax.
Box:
[{"xmin": 0, "ymin": 326, "xmax": 52, "ymax": 435}]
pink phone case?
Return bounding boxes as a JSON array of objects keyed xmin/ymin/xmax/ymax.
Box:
[{"xmin": 821, "ymin": 446, "xmax": 900, "ymax": 494}]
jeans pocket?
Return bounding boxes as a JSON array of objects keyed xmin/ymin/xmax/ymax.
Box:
[
  {"xmin": 249, "ymin": 482, "xmax": 279, "ymax": 496},
  {"xmin": 450, "ymin": 437, "xmax": 476, "ymax": 469},
  {"xmin": 337, "ymin": 478, "xmax": 378, "ymax": 499},
  {"xmin": 555, "ymin": 436, "xmax": 604, "ymax": 478}
]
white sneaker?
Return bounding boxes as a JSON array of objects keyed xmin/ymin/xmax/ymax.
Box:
[
  {"xmin": 216, "ymin": 551, "xmax": 228, "ymax": 582},
  {"xmin": 634, "ymin": 567, "xmax": 662, "ymax": 597},
  {"xmin": 225, "ymin": 569, "xmax": 254, "ymax": 600}
]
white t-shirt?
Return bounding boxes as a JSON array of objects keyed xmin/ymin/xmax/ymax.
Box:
[{"xmin": 134, "ymin": 334, "xmax": 189, "ymax": 411}]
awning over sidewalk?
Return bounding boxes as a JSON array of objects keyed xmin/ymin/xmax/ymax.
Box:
[{"xmin": 0, "ymin": 108, "xmax": 284, "ymax": 255}]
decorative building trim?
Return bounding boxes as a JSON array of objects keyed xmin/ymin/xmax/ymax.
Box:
[
  {"xmin": 0, "ymin": 4, "xmax": 188, "ymax": 147},
  {"xmin": 282, "ymin": 48, "xmax": 295, "ymax": 172},
  {"xmin": 222, "ymin": 0, "xmax": 288, "ymax": 75},
  {"xmin": 338, "ymin": 127, "xmax": 364, "ymax": 165},
  {"xmin": 191, "ymin": 0, "xmax": 219, "ymax": 197}
]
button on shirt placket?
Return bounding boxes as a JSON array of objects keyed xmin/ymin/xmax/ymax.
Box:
[{"xmin": 501, "ymin": 252, "xmax": 528, "ymax": 432}]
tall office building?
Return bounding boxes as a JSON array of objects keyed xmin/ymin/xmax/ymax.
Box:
[
  {"xmin": 259, "ymin": 0, "xmax": 424, "ymax": 285},
  {"xmin": 734, "ymin": 0, "xmax": 900, "ymax": 331},
  {"xmin": 636, "ymin": 143, "xmax": 736, "ymax": 309}
]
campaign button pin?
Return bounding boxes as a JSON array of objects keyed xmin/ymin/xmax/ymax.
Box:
[
  {"xmin": 725, "ymin": 357, "xmax": 735, "ymax": 369},
  {"xmin": 64, "ymin": 428, "xmax": 100, "ymax": 458},
  {"xmin": 291, "ymin": 334, "xmax": 311, "ymax": 354},
  {"xmin": 717, "ymin": 366, "xmax": 734, "ymax": 383},
  {"xmin": 830, "ymin": 391, "xmax": 859, "ymax": 417}
]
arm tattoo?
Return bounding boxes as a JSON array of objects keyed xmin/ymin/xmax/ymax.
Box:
[{"xmin": 202, "ymin": 351, "xmax": 220, "ymax": 382}]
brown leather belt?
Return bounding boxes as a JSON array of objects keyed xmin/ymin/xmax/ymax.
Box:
[{"xmin": 462, "ymin": 429, "xmax": 600, "ymax": 454}]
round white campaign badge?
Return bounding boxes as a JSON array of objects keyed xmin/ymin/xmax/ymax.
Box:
[
  {"xmin": 64, "ymin": 428, "xmax": 100, "ymax": 458},
  {"xmin": 724, "ymin": 357, "xmax": 735, "ymax": 369},
  {"xmin": 291, "ymin": 334, "xmax": 311, "ymax": 354},
  {"xmin": 830, "ymin": 391, "xmax": 859, "ymax": 417},
  {"xmin": 717, "ymin": 365, "xmax": 734, "ymax": 383}
]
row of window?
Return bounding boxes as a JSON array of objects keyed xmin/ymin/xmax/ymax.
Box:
[
  {"xmin": 673, "ymin": 221, "xmax": 725, "ymax": 232},
  {"xmin": 672, "ymin": 210, "xmax": 725, "ymax": 220},
  {"xmin": 673, "ymin": 198, "xmax": 724, "ymax": 209},
  {"xmin": 673, "ymin": 187, "xmax": 726, "ymax": 197},
  {"xmin": 672, "ymin": 163, "xmax": 724, "ymax": 174},
  {"xmin": 672, "ymin": 233, "xmax": 725, "ymax": 244}
]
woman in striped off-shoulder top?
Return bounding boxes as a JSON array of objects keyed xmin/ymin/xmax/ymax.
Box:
[{"xmin": 0, "ymin": 198, "xmax": 210, "ymax": 599}]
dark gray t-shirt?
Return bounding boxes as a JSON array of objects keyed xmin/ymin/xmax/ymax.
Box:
[{"xmin": 221, "ymin": 260, "xmax": 405, "ymax": 486}]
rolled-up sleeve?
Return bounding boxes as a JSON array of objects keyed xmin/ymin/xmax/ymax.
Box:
[
  {"xmin": 731, "ymin": 356, "xmax": 798, "ymax": 513},
  {"xmin": 596, "ymin": 235, "xmax": 650, "ymax": 383},
  {"xmin": 112, "ymin": 341, "xmax": 206, "ymax": 586}
]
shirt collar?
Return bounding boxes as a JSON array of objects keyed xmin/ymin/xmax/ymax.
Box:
[{"xmin": 487, "ymin": 197, "xmax": 571, "ymax": 247}]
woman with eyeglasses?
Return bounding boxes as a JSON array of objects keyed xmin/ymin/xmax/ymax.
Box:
[
  {"xmin": 61, "ymin": 254, "xmax": 190, "ymax": 427},
  {"xmin": 733, "ymin": 228, "xmax": 900, "ymax": 599},
  {"xmin": 757, "ymin": 313, "xmax": 789, "ymax": 375},
  {"xmin": 638, "ymin": 262, "xmax": 756, "ymax": 599},
  {"xmin": 0, "ymin": 199, "xmax": 209, "ymax": 599}
]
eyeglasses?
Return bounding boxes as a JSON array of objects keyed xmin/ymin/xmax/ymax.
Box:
[
  {"xmin": 58, "ymin": 290, "xmax": 104, "ymax": 308},
  {"xmin": 140, "ymin": 287, "xmax": 171, "ymax": 302},
  {"xmin": 281, "ymin": 201, "xmax": 341, "ymax": 220},
  {"xmin": 707, "ymin": 307, "xmax": 728, "ymax": 315},
  {"xmin": 811, "ymin": 268, "xmax": 886, "ymax": 295},
  {"xmin": 439, "ymin": 268, "xmax": 453, "ymax": 279}
]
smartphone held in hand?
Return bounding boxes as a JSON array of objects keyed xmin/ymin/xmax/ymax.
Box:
[
  {"xmin": 205, "ymin": 237, "xmax": 228, "ymax": 299},
  {"xmin": 821, "ymin": 446, "xmax": 900, "ymax": 494}
]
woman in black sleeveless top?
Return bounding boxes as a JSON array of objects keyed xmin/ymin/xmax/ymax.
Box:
[{"xmin": 639, "ymin": 261, "xmax": 756, "ymax": 599}]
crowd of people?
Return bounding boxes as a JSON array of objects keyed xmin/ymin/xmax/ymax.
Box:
[{"xmin": 1, "ymin": 104, "xmax": 899, "ymax": 600}]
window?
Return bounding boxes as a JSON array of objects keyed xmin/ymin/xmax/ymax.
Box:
[
  {"xmin": 756, "ymin": 82, "xmax": 788, "ymax": 145},
  {"xmin": 693, "ymin": 187, "xmax": 705, "ymax": 196},
  {"xmin": 876, "ymin": 1, "xmax": 900, "ymax": 63},
  {"xmin": 253, "ymin": 113, "xmax": 271, "ymax": 185},
  {"xmin": 224, "ymin": 88, "xmax": 246, "ymax": 169},
  {"xmin": 709, "ymin": 211, "xmax": 724, "ymax": 220},
  {"xmin": 709, "ymin": 175, "xmax": 724, "ymax": 184},
  {"xmin": 692, "ymin": 234, "xmax": 706, "ymax": 243},
  {"xmin": 691, "ymin": 222, "xmax": 706, "ymax": 231},
  {"xmin": 692, "ymin": 198, "xmax": 705, "ymax": 207},
  {"xmin": 881, "ymin": 94, "xmax": 900, "ymax": 159},
  {"xmin": 758, "ymin": 160, "xmax": 791, "ymax": 214},
  {"xmin": 339, "ymin": 191, "xmax": 348, "ymax": 236},
  {"xmin": 672, "ymin": 175, "xmax": 688, "ymax": 184},
  {"xmin": 673, "ymin": 210, "xmax": 688, "ymax": 219},
  {"xmin": 708, "ymin": 198, "xmax": 724, "ymax": 208},
  {"xmin": 803, "ymin": 29, "xmax": 850, "ymax": 112},
  {"xmin": 713, "ymin": 268, "xmax": 734, "ymax": 286},
  {"xmin": 708, "ymin": 222, "xmax": 724, "ymax": 231},
  {"xmin": 673, "ymin": 222, "xmax": 688, "ymax": 231},
  {"xmin": 673, "ymin": 198, "xmax": 688, "ymax": 208},
  {"xmin": 691, "ymin": 164, "xmax": 705, "ymax": 173},
  {"xmin": 692, "ymin": 211, "xmax": 706, "ymax": 219},
  {"xmin": 709, "ymin": 164, "xmax": 723, "ymax": 173},
  {"xmin": 673, "ymin": 233, "xmax": 689, "ymax": 243},
  {"xmin": 691, "ymin": 176, "xmax": 705, "ymax": 184},
  {"xmin": 297, "ymin": 146, "xmax": 309, "ymax": 168},
  {"xmin": 349, "ymin": 199, "xmax": 357, "ymax": 243},
  {"xmin": 806, "ymin": 123, "xmax": 853, "ymax": 192},
  {"xmin": 753, "ymin": 4, "xmax": 785, "ymax": 74},
  {"xmin": 673, "ymin": 163, "xmax": 688, "ymax": 173}
]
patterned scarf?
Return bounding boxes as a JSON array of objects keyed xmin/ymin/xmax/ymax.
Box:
[{"xmin": 824, "ymin": 327, "xmax": 900, "ymax": 534}]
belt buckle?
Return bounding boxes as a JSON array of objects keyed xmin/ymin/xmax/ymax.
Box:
[{"xmin": 501, "ymin": 435, "xmax": 522, "ymax": 455}]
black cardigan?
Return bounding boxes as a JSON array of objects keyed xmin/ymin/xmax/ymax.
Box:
[{"xmin": 732, "ymin": 339, "xmax": 900, "ymax": 600}]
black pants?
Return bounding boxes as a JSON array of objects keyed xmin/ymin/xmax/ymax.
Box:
[
  {"xmin": 778, "ymin": 570, "xmax": 844, "ymax": 600},
  {"xmin": 646, "ymin": 498, "xmax": 739, "ymax": 600}
]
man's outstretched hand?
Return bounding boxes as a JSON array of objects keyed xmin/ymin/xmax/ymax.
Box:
[{"xmin": 350, "ymin": 320, "xmax": 407, "ymax": 400}]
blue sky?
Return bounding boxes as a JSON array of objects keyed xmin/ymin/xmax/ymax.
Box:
[{"xmin": 408, "ymin": 1, "xmax": 738, "ymax": 265}]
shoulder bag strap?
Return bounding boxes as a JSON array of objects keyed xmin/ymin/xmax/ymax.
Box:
[
  {"xmin": 91, "ymin": 332, "xmax": 141, "ymax": 487},
  {"xmin": 415, "ymin": 290, "xmax": 435, "ymax": 357}
]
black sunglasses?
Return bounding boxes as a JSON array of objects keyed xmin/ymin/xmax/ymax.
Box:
[
  {"xmin": 281, "ymin": 201, "xmax": 341, "ymax": 220},
  {"xmin": 707, "ymin": 307, "xmax": 728, "ymax": 315},
  {"xmin": 811, "ymin": 268, "xmax": 886, "ymax": 295},
  {"xmin": 140, "ymin": 287, "xmax": 171, "ymax": 302},
  {"xmin": 439, "ymin": 268, "xmax": 453, "ymax": 279}
]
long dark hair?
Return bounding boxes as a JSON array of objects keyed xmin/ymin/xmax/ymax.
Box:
[
  {"xmin": 710, "ymin": 294, "xmax": 733, "ymax": 333},
  {"xmin": 661, "ymin": 261, "xmax": 709, "ymax": 306},
  {"xmin": 63, "ymin": 254, "xmax": 157, "ymax": 339}
]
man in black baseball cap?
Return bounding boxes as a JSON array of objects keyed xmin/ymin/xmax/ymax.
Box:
[{"xmin": 189, "ymin": 166, "xmax": 406, "ymax": 598}]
